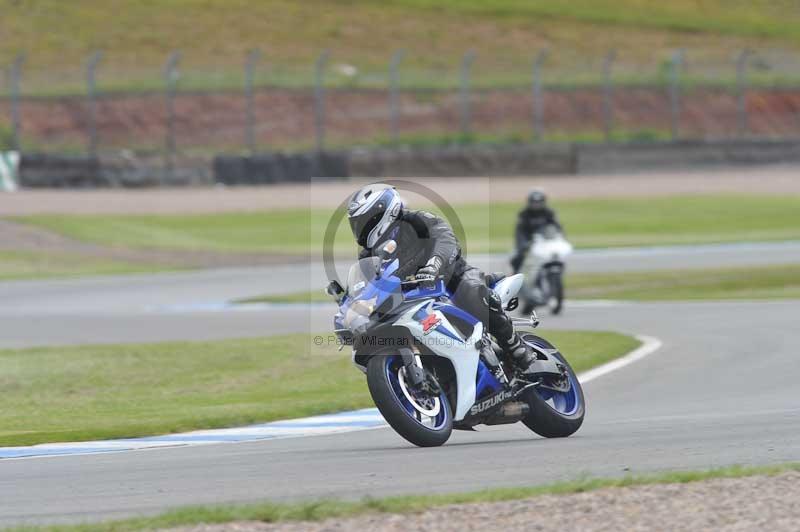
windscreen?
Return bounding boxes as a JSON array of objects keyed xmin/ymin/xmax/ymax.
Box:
[
  {"xmin": 340, "ymin": 257, "xmax": 405, "ymax": 333},
  {"xmin": 542, "ymin": 224, "xmax": 560, "ymax": 239},
  {"xmin": 346, "ymin": 257, "xmax": 381, "ymax": 298}
]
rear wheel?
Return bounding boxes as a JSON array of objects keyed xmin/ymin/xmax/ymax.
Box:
[
  {"xmin": 366, "ymin": 354, "xmax": 453, "ymax": 447},
  {"xmin": 519, "ymin": 334, "xmax": 584, "ymax": 438}
]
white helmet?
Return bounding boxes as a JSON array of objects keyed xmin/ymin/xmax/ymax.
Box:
[{"xmin": 347, "ymin": 184, "xmax": 404, "ymax": 248}]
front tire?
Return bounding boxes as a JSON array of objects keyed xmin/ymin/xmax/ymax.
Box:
[
  {"xmin": 550, "ymin": 272, "xmax": 564, "ymax": 315},
  {"xmin": 367, "ymin": 355, "xmax": 453, "ymax": 447},
  {"xmin": 520, "ymin": 334, "xmax": 585, "ymax": 438}
]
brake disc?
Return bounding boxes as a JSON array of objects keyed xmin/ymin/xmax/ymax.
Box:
[{"xmin": 398, "ymin": 367, "xmax": 441, "ymax": 417}]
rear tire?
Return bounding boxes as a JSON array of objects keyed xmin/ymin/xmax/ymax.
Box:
[
  {"xmin": 520, "ymin": 336, "xmax": 584, "ymax": 438},
  {"xmin": 367, "ymin": 355, "xmax": 453, "ymax": 447}
]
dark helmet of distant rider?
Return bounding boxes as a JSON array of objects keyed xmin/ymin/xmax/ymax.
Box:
[
  {"xmin": 347, "ymin": 184, "xmax": 404, "ymax": 249},
  {"xmin": 527, "ymin": 189, "xmax": 547, "ymax": 210}
]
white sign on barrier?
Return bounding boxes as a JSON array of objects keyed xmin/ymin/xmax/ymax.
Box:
[{"xmin": 0, "ymin": 151, "xmax": 19, "ymax": 192}]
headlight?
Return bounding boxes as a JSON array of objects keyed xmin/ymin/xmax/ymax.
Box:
[
  {"xmin": 349, "ymin": 298, "xmax": 375, "ymax": 316},
  {"xmin": 342, "ymin": 296, "xmax": 377, "ymax": 332}
]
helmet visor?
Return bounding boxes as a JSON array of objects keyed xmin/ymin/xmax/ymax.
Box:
[{"xmin": 349, "ymin": 210, "xmax": 384, "ymax": 248}]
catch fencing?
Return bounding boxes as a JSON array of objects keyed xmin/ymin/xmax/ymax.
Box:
[{"xmin": 2, "ymin": 48, "xmax": 800, "ymax": 182}]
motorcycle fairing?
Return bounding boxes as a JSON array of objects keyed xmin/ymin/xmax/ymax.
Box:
[
  {"xmin": 339, "ymin": 257, "xmax": 523, "ymax": 422},
  {"xmin": 404, "ymin": 280, "xmax": 447, "ymax": 300},
  {"xmin": 475, "ymin": 360, "xmax": 503, "ymax": 399},
  {"xmin": 493, "ymin": 274, "xmax": 524, "ymax": 308},
  {"xmin": 395, "ymin": 300, "xmax": 484, "ymax": 421},
  {"xmin": 335, "ymin": 259, "xmax": 403, "ymax": 333}
]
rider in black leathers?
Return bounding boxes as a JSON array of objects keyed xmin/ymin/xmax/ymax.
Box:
[
  {"xmin": 510, "ymin": 189, "xmax": 563, "ymax": 274},
  {"xmin": 347, "ymin": 184, "xmax": 535, "ymax": 369}
]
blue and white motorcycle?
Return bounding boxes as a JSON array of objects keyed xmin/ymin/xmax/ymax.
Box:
[{"xmin": 327, "ymin": 241, "xmax": 585, "ymax": 447}]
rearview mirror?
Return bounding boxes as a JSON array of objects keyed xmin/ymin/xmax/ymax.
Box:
[{"xmin": 326, "ymin": 280, "xmax": 345, "ymax": 302}]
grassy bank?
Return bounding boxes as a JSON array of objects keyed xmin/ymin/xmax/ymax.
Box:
[
  {"xmin": 570, "ymin": 264, "xmax": 800, "ymax": 301},
  {"xmin": 0, "ymin": 330, "xmax": 636, "ymax": 447},
  {"xmin": 14, "ymin": 195, "xmax": 800, "ymax": 258},
  {"xmin": 3, "ymin": 1, "xmax": 799, "ymax": 96},
  {"xmin": 0, "ymin": 250, "xmax": 165, "ymax": 280},
  {"xmin": 18, "ymin": 463, "xmax": 800, "ymax": 532}
]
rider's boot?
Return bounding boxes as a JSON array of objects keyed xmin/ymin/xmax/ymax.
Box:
[{"xmin": 499, "ymin": 333, "xmax": 537, "ymax": 375}]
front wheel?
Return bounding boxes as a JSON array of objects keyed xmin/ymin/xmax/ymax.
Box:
[
  {"xmin": 366, "ymin": 354, "xmax": 453, "ymax": 447},
  {"xmin": 520, "ymin": 334, "xmax": 585, "ymax": 438},
  {"xmin": 549, "ymin": 272, "xmax": 564, "ymax": 315}
]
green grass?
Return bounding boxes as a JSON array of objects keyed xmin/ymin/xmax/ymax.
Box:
[
  {"xmin": 241, "ymin": 263, "xmax": 800, "ymax": 304},
  {"xmin": 14, "ymin": 194, "xmax": 800, "ymax": 257},
  {"xmin": 364, "ymin": 129, "xmax": 671, "ymax": 149},
  {"xmin": 15, "ymin": 462, "xmax": 800, "ymax": 532},
  {"xmin": 0, "ymin": 250, "xmax": 166, "ymax": 280},
  {"xmin": 479, "ymin": 195, "xmax": 800, "ymax": 250},
  {"xmin": 13, "ymin": 209, "xmax": 357, "ymax": 256},
  {"xmin": 570, "ymin": 264, "xmax": 800, "ymax": 301},
  {"xmin": 0, "ymin": 330, "xmax": 634, "ymax": 447},
  {"xmin": 390, "ymin": 0, "xmax": 800, "ymax": 41},
  {"xmin": 238, "ymin": 291, "xmax": 332, "ymax": 304},
  {"xmin": 3, "ymin": 1, "xmax": 799, "ymax": 96}
]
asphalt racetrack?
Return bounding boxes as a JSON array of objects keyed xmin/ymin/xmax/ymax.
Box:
[
  {"xmin": 1, "ymin": 242, "xmax": 800, "ymax": 525},
  {"xmin": 2, "ymin": 241, "xmax": 799, "ymax": 348}
]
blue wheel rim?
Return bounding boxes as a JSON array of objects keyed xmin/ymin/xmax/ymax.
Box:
[
  {"xmin": 521, "ymin": 335, "xmax": 581, "ymax": 417},
  {"xmin": 535, "ymin": 370, "xmax": 580, "ymax": 416},
  {"xmin": 384, "ymin": 355, "xmax": 450, "ymax": 430}
]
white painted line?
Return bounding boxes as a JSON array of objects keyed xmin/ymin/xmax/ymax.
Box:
[
  {"xmin": 578, "ymin": 335, "xmax": 663, "ymax": 384},
  {"xmin": 0, "ymin": 408, "xmax": 386, "ymax": 460},
  {"xmin": 0, "ymin": 336, "xmax": 662, "ymax": 460}
]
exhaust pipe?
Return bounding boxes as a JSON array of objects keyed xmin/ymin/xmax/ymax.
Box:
[{"xmin": 483, "ymin": 401, "xmax": 530, "ymax": 425}]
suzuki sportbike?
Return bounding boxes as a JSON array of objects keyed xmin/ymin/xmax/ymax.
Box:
[
  {"xmin": 520, "ymin": 224, "xmax": 573, "ymax": 315},
  {"xmin": 327, "ymin": 241, "xmax": 585, "ymax": 447}
]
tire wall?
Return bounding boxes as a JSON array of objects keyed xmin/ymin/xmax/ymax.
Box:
[{"xmin": 15, "ymin": 140, "xmax": 800, "ymax": 188}]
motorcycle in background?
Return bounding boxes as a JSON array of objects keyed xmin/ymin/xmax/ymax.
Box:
[{"xmin": 520, "ymin": 224, "xmax": 573, "ymax": 315}]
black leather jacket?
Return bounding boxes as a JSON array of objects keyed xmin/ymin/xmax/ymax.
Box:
[
  {"xmin": 358, "ymin": 209, "xmax": 463, "ymax": 281},
  {"xmin": 515, "ymin": 206, "xmax": 562, "ymax": 242}
]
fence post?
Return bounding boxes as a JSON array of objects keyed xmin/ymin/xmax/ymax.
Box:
[
  {"xmin": 86, "ymin": 51, "xmax": 103, "ymax": 158},
  {"xmin": 459, "ymin": 50, "xmax": 476, "ymax": 137},
  {"xmin": 602, "ymin": 50, "xmax": 617, "ymax": 142},
  {"xmin": 314, "ymin": 50, "xmax": 330, "ymax": 153},
  {"xmin": 245, "ymin": 48, "xmax": 262, "ymax": 155},
  {"xmin": 8, "ymin": 54, "xmax": 25, "ymax": 152},
  {"xmin": 669, "ymin": 49, "xmax": 685, "ymax": 141},
  {"xmin": 736, "ymin": 49, "xmax": 752, "ymax": 138},
  {"xmin": 163, "ymin": 51, "xmax": 181, "ymax": 181},
  {"xmin": 388, "ymin": 49, "xmax": 405, "ymax": 143},
  {"xmin": 531, "ymin": 50, "xmax": 548, "ymax": 142}
]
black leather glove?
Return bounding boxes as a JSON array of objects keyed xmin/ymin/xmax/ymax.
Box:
[{"xmin": 415, "ymin": 256, "xmax": 443, "ymax": 289}]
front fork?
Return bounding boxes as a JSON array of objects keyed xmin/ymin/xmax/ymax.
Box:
[{"xmin": 399, "ymin": 347, "xmax": 426, "ymax": 387}]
